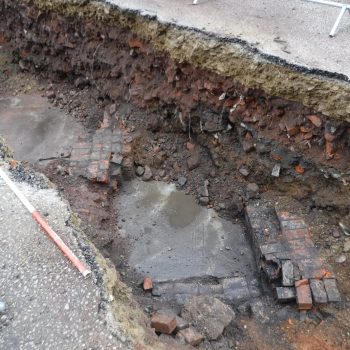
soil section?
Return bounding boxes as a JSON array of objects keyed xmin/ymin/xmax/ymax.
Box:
[{"xmin": 0, "ymin": 3, "xmax": 350, "ymax": 349}]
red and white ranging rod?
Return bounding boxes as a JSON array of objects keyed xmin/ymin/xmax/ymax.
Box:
[{"xmin": 0, "ymin": 167, "xmax": 91, "ymax": 277}]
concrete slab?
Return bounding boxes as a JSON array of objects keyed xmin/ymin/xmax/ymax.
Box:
[
  {"xmin": 0, "ymin": 95, "xmax": 83, "ymax": 164},
  {"xmin": 116, "ymin": 180, "xmax": 257, "ymax": 283},
  {"xmin": 108, "ymin": 0, "xmax": 350, "ymax": 78}
]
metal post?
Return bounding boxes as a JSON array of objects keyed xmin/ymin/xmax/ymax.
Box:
[
  {"xmin": 330, "ymin": 5, "xmax": 347, "ymax": 37},
  {"xmin": 304, "ymin": 0, "xmax": 350, "ymax": 37}
]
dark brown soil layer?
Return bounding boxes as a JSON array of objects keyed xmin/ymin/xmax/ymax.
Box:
[{"xmin": 1, "ymin": 0, "xmax": 350, "ymax": 175}]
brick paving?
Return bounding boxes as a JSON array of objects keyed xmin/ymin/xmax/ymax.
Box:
[
  {"xmin": 245, "ymin": 201, "xmax": 341, "ymax": 309},
  {"xmin": 151, "ymin": 276, "xmax": 261, "ymax": 305},
  {"xmin": 69, "ymin": 104, "xmax": 124, "ymax": 185}
]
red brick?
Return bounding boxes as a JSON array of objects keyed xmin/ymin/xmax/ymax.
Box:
[
  {"xmin": 283, "ymin": 228, "xmax": 310, "ymax": 241},
  {"xmin": 177, "ymin": 327, "xmax": 204, "ymax": 346},
  {"xmin": 325, "ymin": 141, "xmax": 336, "ymax": 159},
  {"xmin": 307, "ymin": 115, "xmax": 322, "ymax": 128},
  {"xmin": 296, "ymin": 279, "xmax": 313, "ymax": 310},
  {"xmin": 143, "ymin": 277, "xmax": 153, "ymax": 291},
  {"xmin": 128, "ymin": 38, "xmax": 143, "ymax": 49},
  {"xmin": 151, "ymin": 311, "xmax": 177, "ymax": 334},
  {"xmin": 286, "ymin": 124, "xmax": 299, "ymax": 136}
]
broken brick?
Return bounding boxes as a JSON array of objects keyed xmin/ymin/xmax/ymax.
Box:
[
  {"xmin": 295, "ymin": 279, "xmax": 313, "ymax": 310},
  {"xmin": 128, "ymin": 37, "xmax": 143, "ymax": 49},
  {"xmin": 143, "ymin": 277, "xmax": 153, "ymax": 291},
  {"xmin": 177, "ymin": 327, "xmax": 204, "ymax": 346},
  {"xmin": 295, "ymin": 164, "xmax": 305, "ymax": 174},
  {"xmin": 310, "ymin": 279, "xmax": 327, "ymax": 304},
  {"xmin": 325, "ymin": 141, "xmax": 336, "ymax": 159},
  {"xmin": 151, "ymin": 311, "xmax": 177, "ymax": 334},
  {"xmin": 286, "ymin": 124, "xmax": 299, "ymax": 136},
  {"xmin": 307, "ymin": 115, "xmax": 322, "ymax": 128}
]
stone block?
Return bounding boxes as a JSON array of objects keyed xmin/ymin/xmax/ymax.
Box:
[
  {"xmin": 282, "ymin": 260, "xmax": 294, "ymax": 286},
  {"xmin": 222, "ymin": 277, "xmax": 250, "ymax": 301},
  {"xmin": 323, "ymin": 278, "xmax": 341, "ymax": 302},
  {"xmin": 276, "ymin": 287, "xmax": 296, "ymax": 302},
  {"xmin": 310, "ymin": 279, "xmax": 327, "ymax": 304}
]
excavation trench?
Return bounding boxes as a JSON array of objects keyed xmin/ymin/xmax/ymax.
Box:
[{"xmin": 1, "ymin": 1, "xmax": 350, "ymax": 349}]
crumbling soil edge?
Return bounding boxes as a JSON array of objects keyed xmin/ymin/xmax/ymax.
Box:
[{"xmin": 9, "ymin": 0, "xmax": 350, "ymax": 121}]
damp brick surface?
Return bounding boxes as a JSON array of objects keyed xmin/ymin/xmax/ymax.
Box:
[
  {"xmin": 245, "ymin": 202, "xmax": 341, "ymax": 309},
  {"xmin": 70, "ymin": 105, "xmax": 123, "ymax": 184}
]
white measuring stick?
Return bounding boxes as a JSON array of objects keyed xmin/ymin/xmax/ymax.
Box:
[{"xmin": 0, "ymin": 167, "xmax": 91, "ymax": 277}]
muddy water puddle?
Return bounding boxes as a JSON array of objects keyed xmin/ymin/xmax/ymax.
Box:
[
  {"xmin": 0, "ymin": 95, "xmax": 83, "ymax": 164},
  {"xmin": 115, "ymin": 180, "xmax": 259, "ymax": 300}
]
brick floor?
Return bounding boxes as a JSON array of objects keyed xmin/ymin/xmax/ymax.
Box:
[
  {"xmin": 69, "ymin": 104, "xmax": 124, "ymax": 185},
  {"xmin": 245, "ymin": 201, "xmax": 341, "ymax": 309}
]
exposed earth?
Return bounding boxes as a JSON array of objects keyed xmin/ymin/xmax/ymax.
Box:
[{"xmin": 1, "ymin": 1, "xmax": 350, "ymax": 349}]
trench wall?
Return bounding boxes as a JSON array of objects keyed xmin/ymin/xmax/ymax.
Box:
[{"xmin": 0, "ymin": 0, "xmax": 350, "ymax": 172}]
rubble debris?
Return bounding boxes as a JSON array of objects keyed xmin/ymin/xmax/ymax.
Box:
[
  {"xmin": 295, "ymin": 164, "xmax": 305, "ymax": 174},
  {"xmin": 339, "ymin": 216, "xmax": 350, "ymax": 236},
  {"xmin": 181, "ymin": 296, "xmax": 235, "ymax": 340},
  {"xmin": 271, "ymin": 164, "xmax": 281, "ymax": 177},
  {"xmin": 239, "ymin": 167, "xmax": 250, "ymax": 177},
  {"xmin": 187, "ymin": 152, "xmax": 200, "ymax": 171},
  {"xmin": 177, "ymin": 176, "xmax": 187, "ymax": 187},
  {"xmin": 135, "ymin": 166, "xmax": 145, "ymax": 176},
  {"xmin": 246, "ymin": 182, "xmax": 259, "ymax": 195},
  {"xmin": 143, "ymin": 277, "xmax": 153, "ymax": 291},
  {"xmin": 142, "ymin": 165, "xmax": 153, "ymax": 181},
  {"xmin": 200, "ymin": 180, "xmax": 210, "ymax": 197},
  {"xmin": 335, "ymin": 254, "xmax": 346, "ymax": 263},
  {"xmin": 177, "ymin": 327, "xmax": 204, "ymax": 346},
  {"xmin": 343, "ymin": 240, "xmax": 350, "ymax": 252},
  {"xmin": 151, "ymin": 310, "xmax": 177, "ymax": 334}
]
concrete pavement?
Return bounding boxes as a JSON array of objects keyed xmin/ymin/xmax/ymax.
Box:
[
  {"xmin": 0, "ymin": 166, "xmax": 132, "ymax": 350},
  {"xmin": 108, "ymin": 0, "xmax": 350, "ymax": 78}
]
